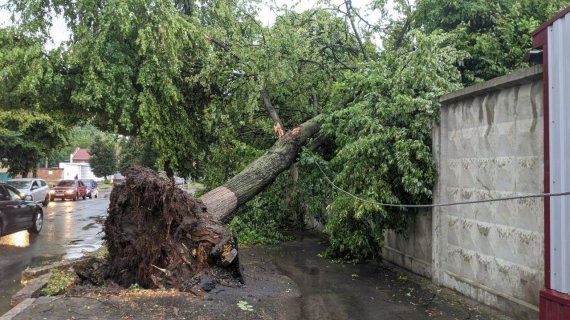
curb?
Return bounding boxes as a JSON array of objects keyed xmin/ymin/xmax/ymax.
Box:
[
  {"xmin": 0, "ymin": 298, "xmax": 36, "ymax": 320},
  {"xmin": 10, "ymin": 274, "xmax": 50, "ymax": 308},
  {"xmin": 21, "ymin": 256, "xmax": 94, "ymax": 284},
  {"xmin": 1, "ymin": 257, "xmax": 96, "ymax": 319}
]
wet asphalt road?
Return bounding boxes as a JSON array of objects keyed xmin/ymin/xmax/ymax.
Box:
[{"xmin": 0, "ymin": 196, "xmax": 108, "ymax": 314}]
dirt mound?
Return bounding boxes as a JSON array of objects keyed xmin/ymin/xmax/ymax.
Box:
[{"xmin": 104, "ymin": 166, "xmax": 240, "ymax": 289}]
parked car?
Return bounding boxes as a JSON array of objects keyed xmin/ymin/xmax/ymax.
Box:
[
  {"xmin": 0, "ymin": 183, "xmax": 43, "ymax": 237},
  {"xmin": 81, "ymin": 179, "xmax": 98, "ymax": 199},
  {"xmin": 7, "ymin": 178, "xmax": 50, "ymax": 207},
  {"xmin": 49, "ymin": 180, "xmax": 88, "ymax": 201}
]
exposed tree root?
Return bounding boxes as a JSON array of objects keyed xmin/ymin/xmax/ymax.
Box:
[{"xmin": 104, "ymin": 166, "xmax": 240, "ymax": 289}]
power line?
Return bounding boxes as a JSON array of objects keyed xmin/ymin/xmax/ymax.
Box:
[{"xmin": 315, "ymin": 162, "xmax": 570, "ymax": 208}]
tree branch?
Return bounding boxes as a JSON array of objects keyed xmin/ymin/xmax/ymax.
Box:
[
  {"xmin": 344, "ymin": 0, "xmax": 368, "ymax": 62},
  {"xmin": 260, "ymin": 87, "xmax": 285, "ymax": 138}
]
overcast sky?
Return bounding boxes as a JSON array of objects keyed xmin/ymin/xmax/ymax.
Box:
[
  {"xmin": 0, "ymin": 0, "xmax": 396, "ymax": 49},
  {"xmin": 257, "ymin": 0, "xmax": 388, "ymax": 26}
]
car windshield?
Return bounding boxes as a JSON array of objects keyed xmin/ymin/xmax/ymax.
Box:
[
  {"xmin": 57, "ymin": 180, "xmax": 76, "ymax": 187},
  {"xmin": 7, "ymin": 180, "xmax": 31, "ymax": 189}
]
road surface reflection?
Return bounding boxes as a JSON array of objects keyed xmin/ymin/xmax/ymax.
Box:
[
  {"xmin": 0, "ymin": 197, "xmax": 109, "ymax": 315},
  {"xmin": 0, "ymin": 231, "xmax": 30, "ymax": 248}
]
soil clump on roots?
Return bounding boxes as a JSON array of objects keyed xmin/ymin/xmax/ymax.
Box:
[{"xmin": 103, "ymin": 166, "xmax": 241, "ymax": 291}]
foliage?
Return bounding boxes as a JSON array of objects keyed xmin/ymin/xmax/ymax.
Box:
[
  {"xmin": 128, "ymin": 283, "xmax": 142, "ymax": 290},
  {"xmin": 228, "ymin": 175, "xmax": 296, "ymax": 245},
  {"xmin": 41, "ymin": 269, "xmax": 76, "ymax": 296},
  {"xmin": 237, "ymin": 300, "xmax": 254, "ymax": 312},
  {"xmin": 48, "ymin": 124, "xmax": 103, "ymax": 166},
  {"xmin": 117, "ymin": 136, "xmax": 158, "ymax": 174},
  {"xmin": 0, "ymin": 111, "xmax": 67, "ymax": 176},
  {"xmin": 89, "ymin": 136, "xmax": 118, "ymax": 178},
  {"xmin": 413, "ymin": 0, "xmax": 570, "ymax": 84},
  {"xmin": 3, "ymin": 0, "xmax": 211, "ymax": 177},
  {"xmin": 312, "ymin": 30, "xmax": 465, "ymax": 259},
  {"xmin": 1, "ymin": 0, "xmax": 563, "ymax": 261},
  {"xmin": 91, "ymin": 245, "xmax": 109, "ymax": 260}
]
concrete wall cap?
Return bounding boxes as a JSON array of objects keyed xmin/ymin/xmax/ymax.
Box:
[{"xmin": 440, "ymin": 65, "xmax": 543, "ymax": 105}]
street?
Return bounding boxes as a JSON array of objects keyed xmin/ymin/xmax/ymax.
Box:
[{"xmin": 0, "ymin": 197, "xmax": 108, "ymax": 314}]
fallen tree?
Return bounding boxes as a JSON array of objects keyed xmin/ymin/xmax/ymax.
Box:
[{"xmin": 104, "ymin": 117, "xmax": 321, "ymax": 289}]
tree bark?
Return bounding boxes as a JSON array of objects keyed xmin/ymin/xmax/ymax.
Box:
[{"xmin": 199, "ymin": 117, "xmax": 321, "ymax": 222}]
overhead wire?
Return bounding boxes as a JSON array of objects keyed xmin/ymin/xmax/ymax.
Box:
[{"xmin": 314, "ymin": 162, "xmax": 570, "ymax": 208}]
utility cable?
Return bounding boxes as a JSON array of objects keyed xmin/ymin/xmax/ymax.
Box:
[{"xmin": 315, "ymin": 162, "xmax": 570, "ymax": 208}]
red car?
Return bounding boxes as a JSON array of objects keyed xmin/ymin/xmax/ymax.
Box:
[{"xmin": 49, "ymin": 180, "xmax": 88, "ymax": 201}]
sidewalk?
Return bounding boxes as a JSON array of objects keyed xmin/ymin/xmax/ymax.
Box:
[{"xmin": 2, "ymin": 232, "xmax": 513, "ymax": 320}]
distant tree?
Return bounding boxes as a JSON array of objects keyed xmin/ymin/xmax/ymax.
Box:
[
  {"xmin": 0, "ymin": 111, "xmax": 67, "ymax": 176},
  {"xmin": 89, "ymin": 136, "xmax": 117, "ymax": 179},
  {"xmin": 413, "ymin": 0, "xmax": 569, "ymax": 84},
  {"xmin": 48, "ymin": 124, "xmax": 103, "ymax": 166},
  {"xmin": 117, "ymin": 136, "xmax": 157, "ymax": 174}
]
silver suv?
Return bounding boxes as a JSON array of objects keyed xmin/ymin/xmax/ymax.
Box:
[{"xmin": 7, "ymin": 178, "xmax": 50, "ymax": 207}]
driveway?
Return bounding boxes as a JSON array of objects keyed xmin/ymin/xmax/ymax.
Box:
[{"xmin": 0, "ymin": 197, "xmax": 108, "ymax": 314}]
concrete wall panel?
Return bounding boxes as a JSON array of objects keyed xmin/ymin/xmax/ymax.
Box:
[
  {"xmin": 381, "ymin": 66, "xmax": 544, "ymax": 319},
  {"xmin": 433, "ymin": 67, "xmax": 544, "ymax": 318}
]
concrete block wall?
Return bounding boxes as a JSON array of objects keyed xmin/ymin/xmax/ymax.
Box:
[
  {"xmin": 381, "ymin": 66, "xmax": 545, "ymax": 319},
  {"xmin": 433, "ymin": 66, "xmax": 544, "ymax": 319},
  {"xmin": 382, "ymin": 210, "xmax": 433, "ymax": 278}
]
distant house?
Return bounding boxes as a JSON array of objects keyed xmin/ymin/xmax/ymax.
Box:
[
  {"xmin": 70, "ymin": 148, "xmax": 92, "ymax": 163},
  {"xmin": 59, "ymin": 147, "xmax": 101, "ymax": 181}
]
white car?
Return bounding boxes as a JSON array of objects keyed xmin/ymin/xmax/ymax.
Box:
[{"xmin": 7, "ymin": 178, "xmax": 50, "ymax": 207}]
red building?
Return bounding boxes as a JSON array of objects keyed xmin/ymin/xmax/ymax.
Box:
[
  {"xmin": 70, "ymin": 148, "xmax": 92, "ymax": 163},
  {"xmin": 531, "ymin": 6, "xmax": 570, "ymax": 319}
]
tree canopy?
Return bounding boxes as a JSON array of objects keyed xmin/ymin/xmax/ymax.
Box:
[
  {"xmin": 89, "ymin": 136, "xmax": 118, "ymax": 179},
  {"xmin": 1, "ymin": 0, "xmax": 567, "ymax": 259},
  {"xmin": 413, "ymin": 0, "xmax": 569, "ymax": 84},
  {"xmin": 0, "ymin": 111, "xmax": 67, "ymax": 176}
]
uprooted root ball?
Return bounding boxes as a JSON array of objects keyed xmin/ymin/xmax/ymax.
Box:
[{"xmin": 104, "ymin": 166, "xmax": 240, "ymax": 289}]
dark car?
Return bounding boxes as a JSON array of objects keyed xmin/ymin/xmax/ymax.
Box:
[
  {"xmin": 0, "ymin": 183, "xmax": 43, "ymax": 237},
  {"xmin": 80, "ymin": 179, "xmax": 98, "ymax": 199},
  {"xmin": 49, "ymin": 180, "xmax": 88, "ymax": 201}
]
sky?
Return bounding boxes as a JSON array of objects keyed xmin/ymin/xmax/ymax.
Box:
[
  {"xmin": 0, "ymin": 0, "xmax": 398, "ymax": 49},
  {"xmin": 257, "ymin": 0, "xmax": 388, "ymax": 26}
]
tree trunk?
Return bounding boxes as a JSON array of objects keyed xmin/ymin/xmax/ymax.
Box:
[
  {"xmin": 104, "ymin": 116, "xmax": 321, "ymax": 289},
  {"xmin": 199, "ymin": 117, "xmax": 321, "ymax": 222}
]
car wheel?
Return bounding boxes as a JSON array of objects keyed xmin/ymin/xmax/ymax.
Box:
[
  {"xmin": 73, "ymin": 193, "xmax": 78, "ymax": 201},
  {"xmin": 82, "ymin": 194, "xmax": 86, "ymax": 200},
  {"xmin": 28, "ymin": 210, "xmax": 43, "ymax": 234},
  {"xmin": 42, "ymin": 195, "xmax": 49, "ymax": 207}
]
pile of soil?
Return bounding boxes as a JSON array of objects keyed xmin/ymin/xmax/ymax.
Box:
[{"xmin": 103, "ymin": 166, "xmax": 241, "ymax": 290}]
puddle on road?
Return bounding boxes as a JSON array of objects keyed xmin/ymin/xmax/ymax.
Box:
[
  {"xmin": 82, "ymin": 223, "xmax": 97, "ymax": 230},
  {"xmin": 0, "ymin": 254, "xmax": 63, "ymax": 315},
  {"xmin": 246, "ymin": 232, "xmax": 490, "ymax": 320},
  {"xmin": 0, "ymin": 231, "xmax": 33, "ymax": 248},
  {"xmin": 88, "ymin": 215, "xmax": 106, "ymax": 224},
  {"xmin": 64, "ymin": 240, "xmax": 103, "ymax": 260},
  {"xmin": 30, "ymin": 254, "xmax": 65, "ymax": 267}
]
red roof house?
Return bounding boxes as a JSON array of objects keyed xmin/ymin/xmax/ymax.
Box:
[{"xmin": 70, "ymin": 148, "xmax": 92, "ymax": 163}]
